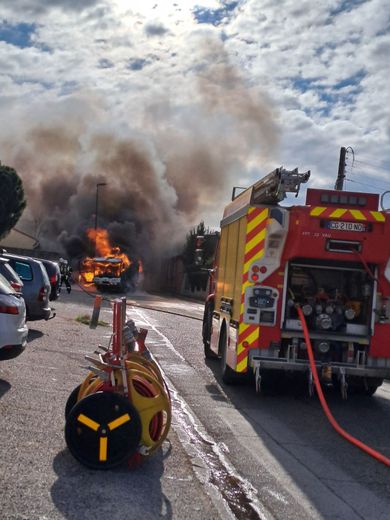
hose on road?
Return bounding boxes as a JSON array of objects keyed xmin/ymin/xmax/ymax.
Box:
[
  {"xmin": 74, "ymin": 278, "xmax": 202, "ymax": 321},
  {"xmin": 296, "ymin": 305, "xmax": 390, "ymax": 468}
]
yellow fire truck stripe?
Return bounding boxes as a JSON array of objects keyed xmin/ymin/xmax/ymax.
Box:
[
  {"xmin": 77, "ymin": 414, "xmax": 100, "ymax": 431},
  {"xmin": 99, "ymin": 437, "xmax": 108, "ymax": 461},
  {"xmin": 349, "ymin": 209, "xmax": 366, "ymax": 220},
  {"xmin": 243, "ymin": 329, "xmax": 258, "ymax": 346},
  {"xmin": 330, "ymin": 208, "xmax": 347, "ymax": 218},
  {"xmin": 244, "ymin": 229, "xmax": 266, "ymax": 258},
  {"xmin": 310, "ymin": 207, "xmax": 326, "ymax": 216},
  {"xmin": 247, "ymin": 208, "xmax": 268, "ymax": 233},
  {"xmin": 236, "ymin": 358, "xmax": 249, "ymax": 372},
  {"xmin": 108, "ymin": 414, "xmax": 131, "ymax": 431},
  {"xmin": 237, "ymin": 207, "xmax": 269, "ymax": 373},
  {"xmin": 371, "ymin": 211, "xmax": 385, "ymax": 222},
  {"xmin": 238, "ymin": 322, "xmax": 250, "ymax": 340}
]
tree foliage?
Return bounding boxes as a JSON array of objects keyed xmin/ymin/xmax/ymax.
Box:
[
  {"xmin": 182, "ymin": 221, "xmax": 219, "ymax": 291},
  {"xmin": 0, "ymin": 163, "xmax": 27, "ymax": 240}
]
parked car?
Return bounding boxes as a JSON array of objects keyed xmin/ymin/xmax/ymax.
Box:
[
  {"xmin": 0, "ymin": 273, "xmax": 28, "ymax": 359},
  {"xmin": 3, "ymin": 253, "xmax": 52, "ymax": 321},
  {"xmin": 36, "ymin": 258, "xmax": 61, "ymax": 300},
  {"xmin": 0, "ymin": 256, "xmax": 24, "ymax": 293}
]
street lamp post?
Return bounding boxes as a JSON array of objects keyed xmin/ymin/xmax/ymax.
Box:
[{"xmin": 94, "ymin": 182, "xmax": 107, "ymax": 256}]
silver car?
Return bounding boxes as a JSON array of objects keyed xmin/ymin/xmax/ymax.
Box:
[
  {"xmin": 2, "ymin": 253, "xmax": 52, "ymax": 321},
  {"xmin": 0, "ymin": 273, "xmax": 28, "ymax": 359}
]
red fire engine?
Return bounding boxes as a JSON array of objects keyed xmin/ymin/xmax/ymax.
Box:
[{"xmin": 202, "ymin": 167, "xmax": 390, "ymax": 397}]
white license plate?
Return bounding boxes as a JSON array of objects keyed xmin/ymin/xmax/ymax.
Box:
[{"xmin": 326, "ymin": 221, "xmax": 367, "ymax": 232}]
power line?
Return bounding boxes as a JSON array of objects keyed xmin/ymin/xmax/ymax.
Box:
[
  {"xmin": 345, "ymin": 177, "xmax": 389, "ymax": 192},
  {"xmin": 353, "ymin": 159, "xmax": 390, "ymax": 173}
]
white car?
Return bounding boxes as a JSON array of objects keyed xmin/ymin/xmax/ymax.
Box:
[{"xmin": 0, "ymin": 273, "xmax": 28, "ymax": 359}]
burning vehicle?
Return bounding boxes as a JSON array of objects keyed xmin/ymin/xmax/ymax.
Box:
[{"xmin": 79, "ymin": 229, "xmax": 131, "ymax": 292}]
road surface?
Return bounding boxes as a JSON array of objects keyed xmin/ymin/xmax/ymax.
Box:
[{"xmin": 0, "ymin": 285, "xmax": 389, "ymax": 519}]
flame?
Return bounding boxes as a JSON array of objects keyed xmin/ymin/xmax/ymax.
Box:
[
  {"xmin": 79, "ymin": 228, "xmax": 131, "ymax": 284},
  {"xmin": 138, "ymin": 259, "xmax": 143, "ymax": 274},
  {"xmin": 86, "ymin": 228, "xmax": 131, "ymax": 268}
]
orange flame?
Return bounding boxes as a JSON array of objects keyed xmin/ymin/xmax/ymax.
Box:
[{"xmin": 79, "ymin": 228, "xmax": 131, "ymax": 284}]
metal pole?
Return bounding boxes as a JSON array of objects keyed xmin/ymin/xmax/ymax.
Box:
[
  {"xmin": 94, "ymin": 182, "xmax": 107, "ymax": 257},
  {"xmin": 335, "ymin": 147, "xmax": 347, "ymax": 191},
  {"xmin": 94, "ymin": 185, "xmax": 99, "ymax": 257}
]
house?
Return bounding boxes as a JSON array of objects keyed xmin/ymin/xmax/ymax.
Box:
[{"xmin": 0, "ymin": 227, "xmax": 40, "ymax": 256}]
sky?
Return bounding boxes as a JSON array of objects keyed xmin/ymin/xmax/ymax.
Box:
[{"xmin": 0, "ymin": 0, "xmax": 389, "ymax": 257}]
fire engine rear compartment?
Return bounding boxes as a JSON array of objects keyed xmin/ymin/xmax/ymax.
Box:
[
  {"xmin": 283, "ymin": 259, "xmax": 374, "ymax": 340},
  {"xmin": 249, "ymin": 257, "xmax": 389, "ymax": 393}
]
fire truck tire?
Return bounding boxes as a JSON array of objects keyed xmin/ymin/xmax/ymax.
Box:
[
  {"xmin": 356, "ymin": 378, "xmax": 383, "ymax": 396},
  {"xmin": 220, "ymin": 329, "xmax": 238, "ymax": 384},
  {"xmin": 203, "ymin": 303, "xmax": 216, "ymax": 359}
]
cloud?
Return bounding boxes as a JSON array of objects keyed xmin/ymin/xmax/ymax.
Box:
[
  {"xmin": 0, "ymin": 0, "xmax": 101, "ymax": 15},
  {"xmin": 0, "ymin": 0, "xmax": 389, "ymax": 258},
  {"xmin": 144, "ymin": 21, "xmax": 169, "ymax": 37}
]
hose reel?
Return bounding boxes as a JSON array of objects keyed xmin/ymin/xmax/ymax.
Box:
[{"xmin": 64, "ymin": 296, "xmax": 172, "ymax": 469}]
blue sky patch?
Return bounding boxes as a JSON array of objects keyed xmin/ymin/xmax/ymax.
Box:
[
  {"xmin": 334, "ymin": 70, "xmax": 365, "ymax": 89},
  {"xmin": 0, "ymin": 21, "xmax": 36, "ymax": 48},
  {"xmin": 127, "ymin": 58, "xmax": 147, "ymax": 71},
  {"xmin": 98, "ymin": 58, "xmax": 114, "ymax": 69},
  {"xmin": 329, "ymin": 0, "xmax": 368, "ymax": 17},
  {"xmin": 193, "ymin": 1, "xmax": 238, "ymax": 26}
]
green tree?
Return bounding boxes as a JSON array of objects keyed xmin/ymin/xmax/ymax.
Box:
[
  {"xmin": 183, "ymin": 221, "xmax": 219, "ymax": 291},
  {"xmin": 0, "ymin": 163, "xmax": 27, "ymax": 240}
]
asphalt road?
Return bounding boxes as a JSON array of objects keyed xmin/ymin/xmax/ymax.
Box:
[{"xmin": 0, "ymin": 285, "xmax": 389, "ymax": 519}]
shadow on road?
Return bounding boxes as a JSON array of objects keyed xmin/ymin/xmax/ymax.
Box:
[
  {"xmin": 51, "ymin": 448, "xmax": 172, "ymax": 519},
  {"xmin": 28, "ymin": 329, "xmax": 44, "ymax": 342},
  {"xmin": 204, "ymin": 356, "xmax": 390, "ymax": 518},
  {"xmin": 0, "ymin": 378, "xmax": 11, "ymax": 399},
  {"xmin": 0, "ymin": 345, "xmax": 25, "ymax": 360}
]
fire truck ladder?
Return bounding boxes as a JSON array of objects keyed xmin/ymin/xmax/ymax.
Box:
[{"xmin": 233, "ymin": 167, "xmax": 311, "ymax": 204}]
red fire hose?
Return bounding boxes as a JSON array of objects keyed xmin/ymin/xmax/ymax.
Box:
[{"xmin": 296, "ymin": 305, "xmax": 390, "ymax": 468}]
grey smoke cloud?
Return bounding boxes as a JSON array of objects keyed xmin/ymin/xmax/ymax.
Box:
[{"xmin": 0, "ymin": 39, "xmax": 279, "ymax": 265}]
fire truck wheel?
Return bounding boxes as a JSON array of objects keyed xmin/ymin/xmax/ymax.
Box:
[
  {"xmin": 203, "ymin": 300, "xmax": 217, "ymax": 359},
  {"xmin": 220, "ymin": 329, "xmax": 238, "ymax": 384},
  {"xmin": 65, "ymin": 384, "xmax": 82, "ymax": 419},
  {"xmin": 65, "ymin": 391, "xmax": 142, "ymax": 470},
  {"xmin": 355, "ymin": 377, "xmax": 383, "ymax": 396}
]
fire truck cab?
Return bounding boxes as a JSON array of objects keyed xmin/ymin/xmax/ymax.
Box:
[{"xmin": 203, "ymin": 167, "xmax": 390, "ymax": 397}]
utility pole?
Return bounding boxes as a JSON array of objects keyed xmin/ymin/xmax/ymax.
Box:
[
  {"xmin": 334, "ymin": 146, "xmax": 347, "ymax": 191},
  {"xmin": 94, "ymin": 182, "xmax": 107, "ymax": 256}
]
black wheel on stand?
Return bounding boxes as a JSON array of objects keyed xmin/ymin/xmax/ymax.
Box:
[
  {"xmin": 65, "ymin": 384, "xmax": 82, "ymax": 419},
  {"xmin": 65, "ymin": 391, "xmax": 142, "ymax": 469}
]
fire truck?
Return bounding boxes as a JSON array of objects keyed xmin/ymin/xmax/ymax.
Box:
[{"xmin": 202, "ymin": 167, "xmax": 390, "ymax": 397}]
